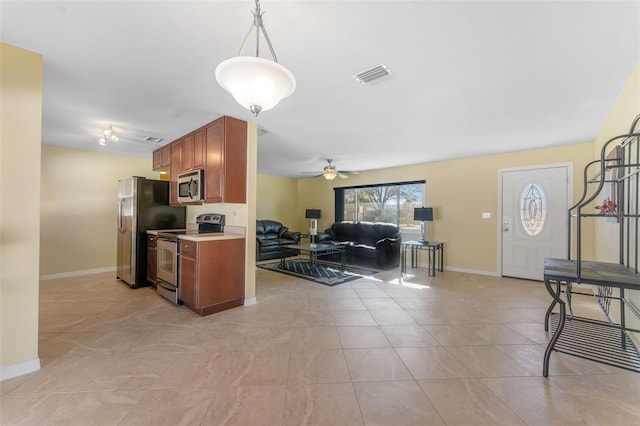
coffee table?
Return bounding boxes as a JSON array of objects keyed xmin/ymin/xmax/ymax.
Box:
[{"xmin": 280, "ymin": 243, "xmax": 346, "ymax": 275}]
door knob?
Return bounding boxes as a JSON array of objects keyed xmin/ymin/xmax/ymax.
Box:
[{"xmin": 503, "ymin": 227, "xmax": 509, "ymax": 232}]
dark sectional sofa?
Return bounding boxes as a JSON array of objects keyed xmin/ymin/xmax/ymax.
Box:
[
  {"xmin": 256, "ymin": 219, "xmax": 301, "ymax": 261},
  {"xmin": 317, "ymin": 221, "xmax": 401, "ymax": 269}
]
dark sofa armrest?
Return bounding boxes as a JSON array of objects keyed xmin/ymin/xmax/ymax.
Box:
[
  {"xmin": 375, "ymin": 235, "xmax": 402, "ymax": 268},
  {"xmin": 277, "ymin": 226, "xmax": 289, "ymax": 238},
  {"xmin": 316, "ymin": 232, "xmax": 333, "ymax": 242},
  {"xmin": 282, "ymin": 230, "xmax": 301, "ymax": 243},
  {"xmin": 323, "ymin": 229, "xmax": 336, "ymax": 240},
  {"xmin": 376, "ymin": 235, "xmax": 401, "ymax": 248}
]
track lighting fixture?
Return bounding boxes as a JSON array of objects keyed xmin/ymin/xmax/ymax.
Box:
[{"xmin": 99, "ymin": 124, "xmax": 118, "ymax": 146}]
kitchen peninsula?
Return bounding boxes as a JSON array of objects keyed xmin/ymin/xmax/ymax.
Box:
[{"xmin": 148, "ymin": 227, "xmax": 246, "ymax": 316}]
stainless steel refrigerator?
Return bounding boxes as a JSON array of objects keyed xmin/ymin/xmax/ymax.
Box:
[{"xmin": 117, "ymin": 176, "xmax": 186, "ymax": 288}]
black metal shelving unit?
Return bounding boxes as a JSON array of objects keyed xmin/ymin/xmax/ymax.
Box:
[{"xmin": 542, "ymin": 114, "xmax": 640, "ymax": 377}]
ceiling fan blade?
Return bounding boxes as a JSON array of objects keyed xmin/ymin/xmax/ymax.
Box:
[
  {"xmin": 337, "ymin": 172, "xmax": 349, "ymax": 179},
  {"xmin": 341, "ymin": 170, "xmax": 359, "ymax": 174}
]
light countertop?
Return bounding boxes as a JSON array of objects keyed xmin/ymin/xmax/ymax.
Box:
[
  {"xmin": 146, "ymin": 229, "xmax": 185, "ymax": 235},
  {"xmin": 147, "ymin": 226, "xmax": 245, "ymax": 242},
  {"xmin": 178, "ymin": 233, "xmax": 244, "ymax": 242}
]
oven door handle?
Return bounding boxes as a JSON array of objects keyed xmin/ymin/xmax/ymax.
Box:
[{"xmin": 157, "ymin": 280, "xmax": 177, "ymax": 292}]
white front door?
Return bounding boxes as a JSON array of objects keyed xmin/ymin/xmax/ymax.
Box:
[{"xmin": 501, "ymin": 165, "xmax": 570, "ymax": 280}]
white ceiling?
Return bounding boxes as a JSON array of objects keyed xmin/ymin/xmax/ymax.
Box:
[{"xmin": 2, "ymin": 1, "xmax": 639, "ymax": 178}]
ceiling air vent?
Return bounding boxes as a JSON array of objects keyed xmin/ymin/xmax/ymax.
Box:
[
  {"xmin": 144, "ymin": 136, "xmax": 164, "ymax": 144},
  {"xmin": 353, "ymin": 64, "xmax": 393, "ymax": 84}
]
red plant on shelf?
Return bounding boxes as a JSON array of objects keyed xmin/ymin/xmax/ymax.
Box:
[{"xmin": 595, "ymin": 198, "xmax": 618, "ymax": 215}]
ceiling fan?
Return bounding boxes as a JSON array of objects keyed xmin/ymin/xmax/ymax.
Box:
[{"xmin": 303, "ymin": 159, "xmax": 359, "ymax": 180}]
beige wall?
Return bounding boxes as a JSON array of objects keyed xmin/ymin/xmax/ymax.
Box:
[
  {"xmin": 295, "ymin": 176, "xmax": 335, "ymax": 235},
  {"xmin": 255, "ymin": 174, "xmax": 335, "ymax": 236},
  {"xmin": 40, "ymin": 145, "xmax": 160, "ymax": 276},
  {"xmin": 1, "ymin": 43, "xmax": 43, "ymax": 378},
  {"xmin": 291, "ymin": 142, "xmax": 594, "ymax": 275},
  {"xmin": 245, "ymin": 122, "xmax": 258, "ymax": 301},
  {"xmin": 256, "ymin": 174, "xmax": 299, "ymax": 227}
]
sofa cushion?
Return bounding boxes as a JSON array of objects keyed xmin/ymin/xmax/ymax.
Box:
[
  {"xmin": 329, "ymin": 221, "xmax": 400, "ymax": 243},
  {"xmin": 257, "ymin": 219, "xmax": 288, "ymax": 241},
  {"xmin": 355, "ymin": 222, "xmax": 401, "ymax": 246},
  {"xmin": 320, "ymin": 221, "xmax": 401, "ymax": 269}
]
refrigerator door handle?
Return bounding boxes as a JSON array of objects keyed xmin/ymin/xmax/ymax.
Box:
[{"xmin": 117, "ymin": 198, "xmax": 125, "ymax": 233}]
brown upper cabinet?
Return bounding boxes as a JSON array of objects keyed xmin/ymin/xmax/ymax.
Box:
[
  {"xmin": 193, "ymin": 129, "xmax": 205, "ymax": 171},
  {"xmin": 169, "ymin": 139, "xmax": 183, "ymax": 206},
  {"xmin": 182, "ymin": 134, "xmax": 194, "ymax": 173},
  {"xmin": 152, "ymin": 145, "xmax": 171, "ymax": 171},
  {"xmin": 181, "ymin": 129, "xmax": 205, "ymax": 173},
  {"xmin": 204, "ymin": 116, "xmax": 247, "ymax": 204},
  {"xmin": 156, "ymin": 116, "xmax": 247, "ymax": 206},
  {"xmin": 152, "ymin": 149, "xmax": 161, "ymax": 169}
]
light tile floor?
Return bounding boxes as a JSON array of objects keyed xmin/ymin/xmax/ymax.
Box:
[{"xmin": 1, "ymin": 265, "xmax": 639, "ymax": 425}]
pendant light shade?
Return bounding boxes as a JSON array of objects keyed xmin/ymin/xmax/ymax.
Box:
[
  {"xmin": 215, "ymin": 0, "xmax": 295, "ymax": 116},
  {"xmin": 215, "ymin": 56, "xmax": 295, "ymax": 116}
]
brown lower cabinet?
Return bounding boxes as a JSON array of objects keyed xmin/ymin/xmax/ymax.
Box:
[
  {"xmin": 147, "ymin": 235, "xmax": 157, "ymax": 286},
  {"xmin": 178, "ymin": 238, "xmax": 245, "ymax": 316}
]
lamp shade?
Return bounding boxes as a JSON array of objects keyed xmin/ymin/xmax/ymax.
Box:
[
  {"xmin": 215, "ymin": 56, "xmax": 296, "ymax": 115},
  {"xmin": 414, "ymin": 207, "xmax": 433, "ymax": 221},
  {"xmin": 305, "ymin": 209, "xmax": 321, "ymax": 219}
]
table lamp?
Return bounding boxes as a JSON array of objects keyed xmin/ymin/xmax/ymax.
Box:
[
  {"xmin": 414, "ymin": 207, "xmax": 433, "ymax": 244},
  {"xmin": 305, "ymin": 209, "xmax": 321, "ymax": 243}
]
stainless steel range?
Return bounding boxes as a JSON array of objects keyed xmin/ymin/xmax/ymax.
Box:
[{"xmin": 156, "ymin": 213, "xmax": 225, "ymax": 304}]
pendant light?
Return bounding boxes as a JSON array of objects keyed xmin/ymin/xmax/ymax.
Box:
[{"xmin": 215, "ymin": 0, "xmax": 296, "ymax": 116}]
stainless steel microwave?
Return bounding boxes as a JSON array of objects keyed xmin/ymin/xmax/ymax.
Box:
[{"xmin": 177, "ymin": 170, "xmax": 204, "ymax": 203}]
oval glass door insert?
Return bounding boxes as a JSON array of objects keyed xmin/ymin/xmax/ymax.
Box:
[{"xmin": 520, "ymin": 182, "xmax": 546, "ymax": 237}]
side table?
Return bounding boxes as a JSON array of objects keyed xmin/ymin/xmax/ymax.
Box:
[
  {"xmin": 299, "ymin": 233, "xmax": 317, "ymax": 244},
  {"xmin": 401, "ymin": 241, "xmax": 444, "ymax": 276}
]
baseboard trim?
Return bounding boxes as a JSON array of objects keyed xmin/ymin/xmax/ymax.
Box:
[
  {"xmin": 0, "ymin": 358, "xmax": 40, "ymax": 381},
  {"xmin": 244, "ymin": 297, "xmax": 257, "ymax": 306},
  {"xmin": 40, "ymin": 266, "xmax": 116, "ymax": 281},
  {"xmin": 444, "ymin": 266, "xmax": 500, "ymax": 277}
]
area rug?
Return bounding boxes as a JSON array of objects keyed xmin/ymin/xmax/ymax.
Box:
[{"xmin": 258, "ymin": 259, "xmax": 378, "ymax": 286}]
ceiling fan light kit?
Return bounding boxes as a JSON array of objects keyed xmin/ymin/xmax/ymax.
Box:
[
  {"xmin": 302, "ymin": 159, "xmax": 357, "ymax": 180},
  {"xmin": 215, "ymin": 0, "xmax": 296, "ymax": 117},
  {"xmin": 323, "ymin": 166, "xmax": 338, "ymax": 180}
]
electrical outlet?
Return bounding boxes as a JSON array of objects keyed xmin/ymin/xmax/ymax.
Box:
[{"xmin": 482, "ymin": 212, "xmax": 492, "ymax": 219}]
